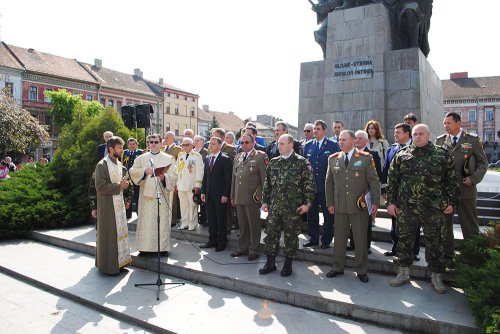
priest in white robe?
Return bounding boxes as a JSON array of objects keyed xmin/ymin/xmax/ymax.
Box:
[{"xmin": 129, "ymin": 134, "xmax": 178, "ymax": 256}]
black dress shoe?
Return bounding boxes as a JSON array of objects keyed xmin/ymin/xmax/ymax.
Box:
[
  {"xmin": 384, "ymin": 251, "xmax": 396, "ymax": 256},
  {"xmin": 326, "ymin": 270, "xmax": 344, "ymax": 278},
  {"xmin": 358, "ymin": 274, "xmax": 369, "ymax": 283},
  {"xmin": 413, "ymin": 254, "xmax": 420, "ymax": 261},
  {"xmin": 200, "ymin": 243, "xmax": 216, "ymax": 249},
  {"xmin": 160, "ymin": 251, "xmax": 169, "ymax": 257},
  {"xmin": 215, "ymin": 245, "xmax": 226, "ymax": 252},
  {"xmin": 303, "ymin": 240, "xmax": 319, "ymax": 247},
  {"xmin": 320, "ymin": 244, "xmax": 331, "ymax": 249}
]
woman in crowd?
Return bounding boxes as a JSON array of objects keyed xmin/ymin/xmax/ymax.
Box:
[{"xmin": 365, "ymin": 120, "xmax": 390, "ymax": 169}]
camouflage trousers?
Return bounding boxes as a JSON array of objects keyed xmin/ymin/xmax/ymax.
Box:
[
  {"xmin": 264, "ymin": 209, "xmax": 302, "ymax": 258},
  {"xmin": 396, "ymin": 207, "xmax": 445, "ymax": 273}
]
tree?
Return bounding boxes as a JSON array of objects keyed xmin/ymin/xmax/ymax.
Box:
[
  {"xmin": 46, "ymin": 89, "xmax": 102, "ymax": 127},
  {"xmin": 205, "ymin": 115, "xmax": 221, "ymax": 139},
  {"xmin": 0, "ymin": 88, "xmax": 49, "ymax": 156}
]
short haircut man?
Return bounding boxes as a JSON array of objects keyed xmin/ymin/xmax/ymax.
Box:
[
  {"xmin": 403, "ymin": 113, "xmax": 418, "ymax": 128},
  {"xmin": 107, "ymin": 136, "xmax": 125, "ymax": 152},
  {"xmin": 275, "ymin": 121, "xmax": 288, "ymax": 132}
]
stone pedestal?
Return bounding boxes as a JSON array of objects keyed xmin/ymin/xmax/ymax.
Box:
[{"xmin": 298, "ymin": 3, "xmax": 443, "ymax": 139}]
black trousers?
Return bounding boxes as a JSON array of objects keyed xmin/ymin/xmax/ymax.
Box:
[{"xmin": 206, "ymin": 197, "xmax": 228, "ymax": 246}]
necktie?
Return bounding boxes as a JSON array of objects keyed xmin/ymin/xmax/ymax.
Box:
[
  {"xmin": 209, "ymin": 156, "xmax": 215, "ymax": 173},
  {"xmin": 185, "ymin": 153, "xmax": 189, "ymax": 161},
  {"xmin": 316, "ymin": 141, "xmax": 320, "ymax": 151},
  {"xmin": 344, "ymin": 154, "xmax": 349, "ymax": 167},
  {"xmin": 243, "ymin": 153, "xmax": 247, "ymax": 161},
  {"xmin": 452, "ymin": 136, "xmax": 458, "ymax": 147}
]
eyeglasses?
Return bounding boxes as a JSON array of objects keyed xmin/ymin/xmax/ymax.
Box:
[
  {"xmin": 241, "ymin": 141, "xmax": 252, "ymax": 144},
  {"xmin": 181, "ymin": 144, "xmax": 191, "ymax": 146},
  {"xmin": 149, "ymin": 141, "xmax": 160, "ymax": 144},
  {"xmin": 304, "ymin": 130, "xmax": 311, "ymax": 132}
]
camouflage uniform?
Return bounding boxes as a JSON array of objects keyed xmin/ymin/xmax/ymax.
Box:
[
  {"xmin": 386, "ymin": 143, "xmax": 459, "ymax": 272},
  {"xmin": 262, "ymin": 152, "xmax": 315, "ymax": 257}
]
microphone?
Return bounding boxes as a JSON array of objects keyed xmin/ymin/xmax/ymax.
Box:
[{"xmin": 149, "ymin": 158, "xmax": 155, "ymax": 167}]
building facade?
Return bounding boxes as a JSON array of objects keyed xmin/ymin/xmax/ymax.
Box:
[{"xmin": 443, "ymin": 72, "xmax": 500, "ymax": 162}]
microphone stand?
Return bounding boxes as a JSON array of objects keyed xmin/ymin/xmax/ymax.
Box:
[{"xmin": 135, "ymin": 159, "xmax": 185, "ymax": 300}]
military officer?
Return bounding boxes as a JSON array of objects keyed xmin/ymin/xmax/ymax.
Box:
[
  {"xmin": 388, "ymin": 124, "xmax": 459, "ymax": 294},
  {"xmin": 435, "ymin": 112, "xmax": 488, "ymax": 259},
  {"xmin": 230, "ymin": 134, "xmax": 269, "ymax": 261},
  {"xmin": 259, "ymin": 134, "xmax": 315, "ymax": 277},
  {"xmin": 176, "ymin": 137, "xmax": 204, "ymax": 231},
  {"xmin": 266, "ymin": 121, "xmax": 302, "ymax": 159},
  {"xmin": 162, "ymin": 131, "xmax": 182, "ymax": 226},
  {"xmin": 303, "ymin": 120, "xmax": 340, "ymax": 248},
  {"xmin": 121, "ymin": 137, "xmax": 143, "ymax": 219},
  {"xmin": 325, "ymin": 130, "xmax": 380, "ymax": 283}
]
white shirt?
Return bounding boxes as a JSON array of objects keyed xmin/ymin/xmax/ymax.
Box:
[
  {"xmin": 345, "ymin": 147, "xmax": 356, "ymax": 161},
  {"xmin": 451, "ymin": 129, "xmax": 463, "ymax": 144}
]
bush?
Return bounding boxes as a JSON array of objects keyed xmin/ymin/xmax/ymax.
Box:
[
  {"xmin": 0, "ymin": 165, "xmax": 71, "ymax": 239},
  {"xmin": 454, "ymin": 222, "xmax": 500, "ymax": 334}
]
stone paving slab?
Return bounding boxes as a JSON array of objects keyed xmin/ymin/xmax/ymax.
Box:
[
  {"xmin": 23, "ymin": 227, "xmax": 476, "ymax": 333},
  {"xmin": 0, "ymin": 240, "xmax": 402, "ymax": 334}
]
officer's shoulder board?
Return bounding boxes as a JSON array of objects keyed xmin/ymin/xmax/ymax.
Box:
[
  {"xmin": 256, "ymin": 150, "xmax": 267, "ymax": 156},
  {"xmin": 329, "ymin": 152, "xmax": 341, "ymax": 159},
  {"xmin": 466, "ymin": 132, "xmax": 478, "ymax": 138},
  {"xmin": 436, "ymin": 134, "xmax": 447, "ymax": 140},
  {"xmin": 358, "ymin": 150, "xmax": 370, "ymax": 156}
]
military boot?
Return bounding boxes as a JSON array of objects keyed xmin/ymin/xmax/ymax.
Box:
[
  {"xmin": 259, "ymin": 255, "xmax": 277, "ymax": 275},
  {"xmin": 431, "ymin": 272, "xmax": 446, "ymax": 294},
  {"xmin": 280, "ymin": 257, "xmax": 293, "ymax": 277},
  {"xmin": 389, "ymin": 267, "xmax": 410, "ymax": 287}
]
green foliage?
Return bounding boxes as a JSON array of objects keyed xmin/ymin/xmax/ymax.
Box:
[
  {"xmin": 205, "ymin": 116, "xmax": 221, "ymax": 139},
  {"xmin": 0, "ymin": 88, "xmax": 49, "ymax": 156},
  {"xmin": 46, "ymin": 89, "xmax": 102, "ymax": 127},
  {"xmin": 50, "ymin": 107, "xmax": 131, "ymax": 225},
  {"xmin": 454, "ymin": 222, "xmax": 500, "ymax": 333},
  {"xmin": 0, "ymin": 165, "xmax": 71, "ymax": 239}
]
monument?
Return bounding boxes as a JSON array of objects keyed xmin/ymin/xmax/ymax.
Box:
[{"xmin": 299, "ymin": 1, "xmax": 442, "ymax": 139}]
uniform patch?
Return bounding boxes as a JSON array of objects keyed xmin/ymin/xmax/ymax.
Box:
[
  {"xmin": 461, "ymin": 143, "xmax": 472, "ymax": 149},
  {"xmin": 353, "ymin": 161, "xmax": 362, "ymax": 167}
]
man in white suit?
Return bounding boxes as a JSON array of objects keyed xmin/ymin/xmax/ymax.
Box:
[{"xmin": 176, "ymin": 137, "xmax": 204, "ymax": 231}]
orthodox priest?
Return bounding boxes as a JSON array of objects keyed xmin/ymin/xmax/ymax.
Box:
[
  {"xmin": 94, "ymin": 136, "xmax": 132, "ymax": 275},
  {"xmin": 129, "ymin": 133, "xmax": 178, "ymax": 256}
]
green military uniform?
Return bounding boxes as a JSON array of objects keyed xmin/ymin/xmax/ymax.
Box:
[
  {"xmin": 435, "ymin": 131, "xmax": 488, "ymax": 257},
  {"xmin": 262, "ymin": 152, "xmax": 315, "ymax": 258},
  {"xmin": 231, "ymin": 149, "xmax": 269, "ymax": 255},
  {"xmin": 325, "ymin": 149, "xmax": 380, "ymax": 275},
  {"xmin": 386, "ymin": 143, "xmax": 459, "ymax": 273}
]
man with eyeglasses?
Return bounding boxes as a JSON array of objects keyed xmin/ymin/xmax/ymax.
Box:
[
  {"xmin": 129, "ymin": 134, "xmax": 179, "ymax": 257},
  {"xmin": 301, "ymin": 123, "xmax": 314, "ymax": 146},
  {"xmin": 175, "ymin": 138, "xmax": 204, "ymax": 231},
  {"xmin": 230, "ymin": 134, "xmax": 269, "ymax": 261}
]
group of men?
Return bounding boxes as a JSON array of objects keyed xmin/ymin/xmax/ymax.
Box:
[{"xmin": 93, "ymin": 112, "xmax": 488, "ymax": 294}]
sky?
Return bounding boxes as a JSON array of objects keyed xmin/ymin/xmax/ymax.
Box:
[{"xmin": 1, "ymin": 0, "xmax": 498, "ymax": 126}]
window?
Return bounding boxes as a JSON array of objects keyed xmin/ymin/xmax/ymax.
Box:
[
  {"xmin": 175, "ymin": 104, "xmax": 179, "ymax": 115},
  {"xmin": 29, "ymin": 86, "xmax": 38, "ymax": 101},
  {"xmin": 117, "ymin": 100, "xmax": 122, "ymax": 111},
  {"xmin": 175, "ymin": 123, "xmax": 179, "ymax": 136},
  {"xmin": 44, "ymin": 88, "xmax": 53, "ymax": 103},
  {"xmin": 100, "ymin": 98, "xmax": 105, "ymax": 106},
  {"xmin": 108, "ymin": 100, "xmax": 114, "ymax": 107},
  {"xmin": 183, "ymin": 105, "xmax": 187, "ymax": 116},
  {"xmin": 468, "ymin": 110, "xmax": 476, "ymax": 122},
  {"xmin": 190, "ymin": 107, "xmax": 195, "ymax": 117},
  {"xmin": 165, "ymin": 122, "xmax": 170, "ymax": 131},
  {"xmin": 86, "ymin": 95, "xmax": 93, "ymax": 101},
  {"xmin": 485, "ymin": 108, "xmax": 494, "ymax": 122},
  {"xmin": 5, "ymin": 83, "xmax": 13, "ymax": 96},
  {"xmin": 166, "ymin": 102, "xmax": 170, "ymax": 114},
  {"xmin": 484, "ymin": 129, "xmax": 494, "ymax": 142}
]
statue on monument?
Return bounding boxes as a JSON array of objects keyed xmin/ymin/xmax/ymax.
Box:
[{"xmin": 310, "ymin": 0, "xmax": 433, "ymax": 58}]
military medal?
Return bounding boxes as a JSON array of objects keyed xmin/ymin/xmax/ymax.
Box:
[{"xmin": 355, "ymin": 172, "xmax": 360, "ymax": 177}]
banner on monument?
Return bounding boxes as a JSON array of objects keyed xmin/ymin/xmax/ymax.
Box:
[{"xmin": 333, "ymin": 56, "xmax": 374, "ymax": 81}]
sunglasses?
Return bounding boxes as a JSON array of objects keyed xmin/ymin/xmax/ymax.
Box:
[
  {"xmin": 304, "ymin": 130, "xmax": 311, "ymax": 132},
  {"xmin": 149, "ymin": 141, "xmax": 160, "ymax": 144},
  {"xmin": 241, "ymin": 141, "xmax": 252, "ymax": 144}
]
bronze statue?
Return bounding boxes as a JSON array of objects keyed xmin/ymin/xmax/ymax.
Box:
[{"xmin": 310, "ymin": 0, "xmax": 343, "ymax": 59}]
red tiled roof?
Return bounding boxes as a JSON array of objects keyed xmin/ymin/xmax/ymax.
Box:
[
  {"xmin": 442, "ymin": 76, "xmax": 500, "ymax": 100},
  {"xmin": 80, "ymin": 63, "xmax": 159, "ymax": 97},
  {"xmin": 0, "ymin": 42, "xmax": 23, "ymax": 70},
  {"xmin": 5, "ymin": 44, "xmax": 96, "ymax": 83},
  {"xmin": 197, "ymin": 108, "xmax": 213, "ymax": 122},
  {"xmin": 204, "ymin": 110, "xmax": 245, "ymax": 133}
]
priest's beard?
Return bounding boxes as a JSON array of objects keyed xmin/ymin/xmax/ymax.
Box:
[{"xmin": 112, "ymin": 152, "xmax": 121, "ymax": 159}]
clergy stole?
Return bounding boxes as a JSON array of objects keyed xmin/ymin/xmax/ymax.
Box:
[{"xmin": 104, "ymin": 156, "xmax": 132, "ymax": 267}]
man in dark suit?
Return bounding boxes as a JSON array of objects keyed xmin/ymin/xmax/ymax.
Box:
[
  {"xmin": 194, "ymin": 135, "xmax": 209, "ymax": 226},
  {"xmin": 201, "ymin": 137, "xmax": 233, "ymax": 251},
  {"xmin": 97, "ymin": 131, "xmax": 113, "ymax": 160},
  {"xmin": 303, "ymin": 120, "xmax": 340, "ymax": 248},
  {"xmin": 381, "ymin": 123, "xmax": 421, "ymax": 260},
  {"xmin": 348, "ymin": 130, "xmax": 382, "ymax": 253},
  {"xmin": 266, "ymin": 121, "xmax": 302, "ymax": 159}
]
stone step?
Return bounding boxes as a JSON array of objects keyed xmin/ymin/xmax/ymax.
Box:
[
  {"xmin": 17, "ymin": 229, "xmax": 477, "ymax": 334},
  {"xmin": 0, "ymin": 240, "xmax": 399, "ymax": 334}
]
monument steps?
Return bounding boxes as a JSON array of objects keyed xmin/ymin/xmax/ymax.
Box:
[{"xmin": 17, "ymin": 227, "xmax": 476, "ymax": 334}]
